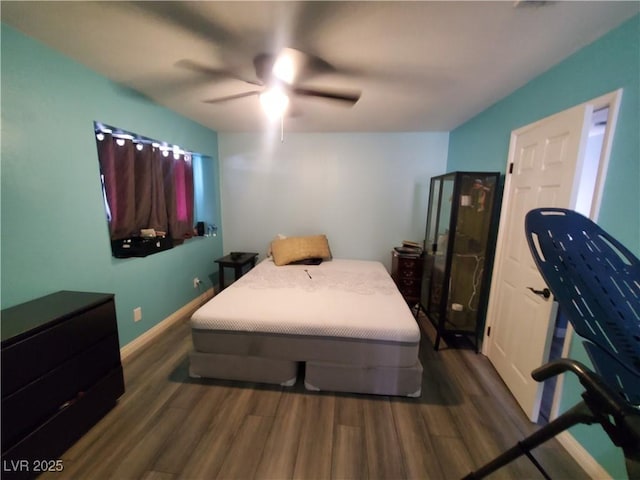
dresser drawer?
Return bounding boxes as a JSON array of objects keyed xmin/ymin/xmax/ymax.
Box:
[
  {"xmin": 1, "ymin": 301, "xmax": 117, "ymax": 397},
  {"xmin": 396, "ymin": 277, "xmax": 420, "ymax": 289},
  {"xmin": 397, "ymin": 279, "xmax": 421, "ymax": 296},
  {"xmin": 2, "ymin": 360, "xmax": 78, "ymax": 450},
  {"xmin": 397, "ymin": 256, "xmax": 422, "ymax": 273},
  {"xmin": 391, "ymin": 251, "xmax": 424, "ymax": 306},
  {"xmin": 1, "ymin": 325, "xmax": 74, "ymax": 397},
  {"xmin": 68, "ymin": 300, "xmax": 118, "ymax": 352},
  {"xmin": 77, "ymin": 333, "xmax": 121, "ymax": 390},
  {"xmin": 398, "ymin": 267, "xmax": 422, "ymax": 280}
]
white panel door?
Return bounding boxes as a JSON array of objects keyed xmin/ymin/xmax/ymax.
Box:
[{"xmin": 485, "ymin": 103, "xmax": 592, "ymax": 422}]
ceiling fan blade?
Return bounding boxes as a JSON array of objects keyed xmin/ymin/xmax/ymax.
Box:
[
  {"xmin": 289, "ymin": 2, "xmax": 347, "ymax": 54},
  {"xmin": 292, "ymin": 87, "xmax": 361, "ymax": 105},
  {"xmin": 175, "ymin": 59, "xmax": 262, "ymax": 86},
  {"xmin": 203, "ymin": 91, "xmax": 261, "ymax": 104},
  {"xmin": 127, "ymin": 2, "xmax": 239, "ymax": 54},
  {"xmin": 285, "ymin": 48, "xmax": 335, "ymax": 74}
]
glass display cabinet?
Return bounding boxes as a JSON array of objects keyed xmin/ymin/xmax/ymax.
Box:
[{"xmin": 420, "ymin": 171, "xmax": 500, "ymax": 351}]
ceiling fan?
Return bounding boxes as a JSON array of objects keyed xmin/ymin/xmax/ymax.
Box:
[{"xmin": 175, "ymin": 48, "xmax": 362, "ymax": 118}]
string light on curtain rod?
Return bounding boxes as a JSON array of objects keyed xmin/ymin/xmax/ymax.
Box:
[
  {"xmin": 94, "ymin": 123, "xmax": 195, "ymax": 156},
  {"xmin": 172, "ymin": 147, "xmax": 193, "ymax": 161}
]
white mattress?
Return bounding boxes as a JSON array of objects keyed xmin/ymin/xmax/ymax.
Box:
[{"xmin": 191, "ymin": 258, "xmax": 420, "ymax": 344}]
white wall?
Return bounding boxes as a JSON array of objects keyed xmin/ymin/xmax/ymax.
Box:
[{"xmin": 218, "ymin": 131, "xmax": 449, "ymax": 271}]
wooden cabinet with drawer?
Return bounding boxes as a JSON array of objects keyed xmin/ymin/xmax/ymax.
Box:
[{"xmin": 391, "ymin": 251, "xmax": 423, "ymax": 310}]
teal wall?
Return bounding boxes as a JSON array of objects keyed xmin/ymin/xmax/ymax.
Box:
[
  {"xmin": 447, "ymin": 15, "xmax": 639, "ymax": 479},
  {"xmin": 3, "ymin": 13, "xmax": 638, "ymax": 477},
  {"xmin": 1, "ymin": 24, "xmax": 223, "ymax": 347}
]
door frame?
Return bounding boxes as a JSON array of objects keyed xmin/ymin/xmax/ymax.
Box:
[{"xmin": 482, "ymin": 89, "xmax": 622, "ymax": 422}]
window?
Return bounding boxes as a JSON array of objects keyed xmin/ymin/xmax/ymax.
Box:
[{"xmin": 94, "ymin": 123, "xmax": 194, "ymax": 256}]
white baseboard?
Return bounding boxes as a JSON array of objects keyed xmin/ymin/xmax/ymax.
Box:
[
  {"xmin": 120, "ymin": 288, "xmax": 214, "ymax": 361},
  {"xmin": 556, "ymin": 431, "xmax": 611, "ymax": 479}
]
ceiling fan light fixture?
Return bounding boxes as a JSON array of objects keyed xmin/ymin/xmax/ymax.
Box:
[
  {"xmin": 260, "ymin": 86, "xmax": 289, "ymax": 120},
  {"xmin": 272, "ymin": 52, "xmax": 296, "ymax": 84}
]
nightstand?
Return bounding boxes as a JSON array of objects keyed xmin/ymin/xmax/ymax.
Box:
[
  {"xmin": 391, "ymin": 251, "xmax": 423, "ymax": 315},
  {"xmin": 215, "ymin": 252, "xmax": 259, "ymax": 291}
]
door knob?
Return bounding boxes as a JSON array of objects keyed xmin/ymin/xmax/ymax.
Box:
[{"xmin": 527, "ymin": 287, "xmax": 551, "ymax": 299}]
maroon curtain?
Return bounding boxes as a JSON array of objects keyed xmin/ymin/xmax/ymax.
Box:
[
  {"xmin": 172, "ymin": 153, "xmax": 194, "ymax": 241},
  {"xmin": 144, "ymin": 145, "xmax": 168, "ymax": 232},
  {"xmin": 98, "ymin": 134, "xmax": 137, "ymax": 239},
  {"xmin": 161, "ymin": 151, "xmax": 194, "ymax": 244},
  {"xmin": 97, "ymin": 133, "xmax": 193, "ymax": 242}
]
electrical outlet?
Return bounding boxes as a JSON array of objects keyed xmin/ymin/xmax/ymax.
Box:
[
  {"xmin": 193, "ymin": 277, "xmax": 201, "ymax": 288},
  {"xmin": 133, "ymin": 307, "xmax": 142, "ymax": 322}
]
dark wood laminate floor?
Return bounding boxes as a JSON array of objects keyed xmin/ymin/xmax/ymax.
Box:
[{"xmin": 40, "ymin": 312, "xmax": 589, "ymax": 480}]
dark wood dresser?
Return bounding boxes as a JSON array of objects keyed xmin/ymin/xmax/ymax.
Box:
[
  {"xmin": 391, "ymin": 251, "xmax": 424, "ymax": 312},
  {"xmin": 1, "ymin": 291, "xmax": 125, "ymax": 479}
]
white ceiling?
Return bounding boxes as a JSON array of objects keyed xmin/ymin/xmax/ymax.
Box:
[{"xmin": 2, "ymin": 1, "xmax": 638, "ymax": 132}]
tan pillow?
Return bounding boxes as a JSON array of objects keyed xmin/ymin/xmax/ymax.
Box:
[
  {"xmin": 267, "ymin": 233, "xmax": 288, "ymax": 258},
  {"xmin": 270, "ymin": 234, "xmax": 332, "ymax": 266}
]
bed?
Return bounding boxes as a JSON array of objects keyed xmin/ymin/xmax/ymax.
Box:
[{"xmin": 189, "ymin": 236, "xmax": 423, "ymax": 397}]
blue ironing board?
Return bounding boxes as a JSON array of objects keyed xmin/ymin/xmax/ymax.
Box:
[{"xmin": 464, "ymin": 208, "xmax": 640, "ymax": 479}]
